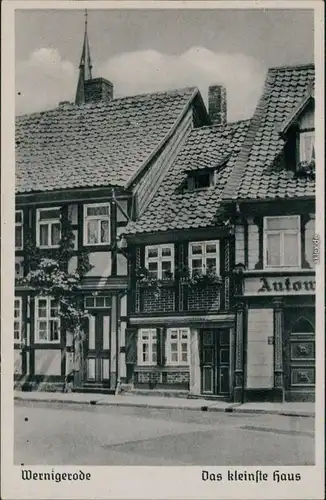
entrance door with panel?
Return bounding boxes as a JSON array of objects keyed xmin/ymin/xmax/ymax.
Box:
[
  {"xmin": 85, "ymin": 312, "xmax": 111, "ymax": 385},
  {"xmin": 200, "ymin": 329, "xmax": 230, "ymax": 396}
]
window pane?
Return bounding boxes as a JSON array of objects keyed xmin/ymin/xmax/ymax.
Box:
[
  {"xmin": 87, "ymin": 220, "xmax": 99, "ymax": 244},
  {"xmin": 190, "ymin": 244, "xmax": 202, "ymax": 255},
  {"xmin": 50, "ymin": 299, "xmax": 59, "ymax": 317},
  {"xmin": 87, "ymin": 205, "xmax": 110, "ymax": 216},
  {"xmin": 206, "ymin": 243, "xmax": 217, "ymax": 254},
  {"xmin": 266, "ymin": 233, "xmax": 281, "ymax": 266},
  {"xmin": 171, "ymin": 343, "xmax": 178, "ymax": 351},
  {"xmin": 181, "ymin": 342, "xmax": 188, "ymax": 352},
  {"xmin": 266, "ymin": 217, "xmax": 299, "ymax": 231},
  {"xmin": 51, "ymin": 223, "xmax": 61, "ymax": 246},
  {"xmin": 161, "ymin": 247, "xmax": 172, "ymax": 257},
  {"xmin": 95, "ymin": 297, "xmax": 105, "ymax": 307},
  {"xmin": 38, "ymin": 321, "xmax": 48, "ymax": 340},
  {"xmin": 39, "ymin": 209, "xmax": 60, "ymax": 220},
  {"xmin": 15, "ymin": 227, "xmax": 22, "ymax": 248},
  {"xmin": 171, "ymin": 352, "xmax": 178, "ymax": 362},
  {"xmin": 14, "ymin": 322, "xmax": 20, "ymax": 339},
  {"xmin": 301, "ymin": 133, "xmax": 314, "ymax": 163},
  {"xmin": 206, "ymin": 258, "xmax": 216, "ymax": 272},
  {"xmin": 148, "ymin": 262, "xmax": 158, "ymax": 277},
  {"xmin": 147, "ymin": 248, "xmax": 158, "ymax": 258},
  {"xmin": 40, "ymin": 224, "xmax": 49, "ymax": 246},
  {"xmin": 152, "ymin": 343, "xmax": 157, "ymax": 364},
  {"xmin": 181, "ymin": 351, "xmax": 188, "ymax": 363},
  {"xmin": 37, "ymin": 299, "xmax": 47, "ymax": 317},
  {"xmin": 100, "ymin": 220, "xmax": 110, "ymax": 243},
  {"xmin": 283, "ymin": 233, "xmax": 299, "ymax": 266},
  {"xmin": 142, "ymin": 344, "xmax": 149, "ymax": 362},
  {"xmin": 15, "ymin": 211, "xmax": 23, "ymax": 224},
  {"xmin": 49, "ymin": 320, "xmax": 59, "ymax": 341},
  {"xmin": 85, "ymin": 297, "xmax": 94, "ymax": 308}
]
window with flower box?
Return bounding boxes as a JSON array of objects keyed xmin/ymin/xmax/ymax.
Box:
[
  {"xmin": 36, "ymin": 208, "xmax": 61, "ymax": 248},
  {"xmin": 166, "ymin": 328, "xmax": 190, "ymax": 365},
  {"xmin": 264, "ymin": 216, "xmax": 301, "ymax": 269},
  {"xmin": 137, "ymin": 329, "xmax": 157, "ymax": 366},
  {"xmin": 14, "ymin": 297, "xmax": 22, "ymax": 342},
  {"xmin": 188, "ymin": 241, "xmax": 220, "ymax": 276},
  {"xmin": 145, "ymin": 244, "xmax": 174, "ymax": 279},
  {"xmin": 84, "ymin": 203, "xmax": 110, "ymax": 245},
  {"xmin": 35, "ymin": 297, "xmax": 60, "ymax": 343},
  {"xmin": 15, "ymin": 210, "xmax": 23, "ymax": 250}
]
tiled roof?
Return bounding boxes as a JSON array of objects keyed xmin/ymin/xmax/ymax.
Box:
[
  {"xmin": 126, "ymin": 120, "xmax": 250, "ymax": 234},
  {"xmin": 15, "ymin": 87, "xmax": 198, "ymax": 194},
  {"xmin": 223, "ymin": 64, "xmax": 315, "ymax": 201}
]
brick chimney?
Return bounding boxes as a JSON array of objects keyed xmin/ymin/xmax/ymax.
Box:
[
  {"xmin": 84, "ymin": 78, "xmax": 114, "ymax": 103},
  {"xmin": 208, "ymin": 85, "xmax": 227, "ymax": 125}
]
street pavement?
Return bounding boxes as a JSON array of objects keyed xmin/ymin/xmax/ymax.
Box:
[{"xmin": 15, "ymin": 400, "xmax": 314, "ymax": 466}]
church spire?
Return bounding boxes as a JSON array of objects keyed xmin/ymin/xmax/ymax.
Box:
[{"xmin": 75, "ymin": 9, "xmax": 93, "ymax": 104}]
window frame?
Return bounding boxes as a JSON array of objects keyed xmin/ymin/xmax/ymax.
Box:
[
  {"xmin": 84, "ymin": 296, "xmax": 111, "ymax": 309},
  {"xmin": 166, "ymin": 328, "xmax": 190, "ymax": 366},
  {"xmin": 263, "ymin": 215, "xmax": 301, "ymax": 270},
  {"xmin": 15, "ymin": 210, "xmax": 23, "ymax": 250},
  {"xmin": 83, "ymin": 202, "xmax": 111, "ymax": 246},
  {"xmin": 299, "ymin": 130, "xmax": 315, "ymax": 164},
  {"xmin": 36, "ymin": 207, "xmax": 61, "ymax": 249},
  {"xmin": 34, "ymin": 296, "xmax": 61, "ymax": 344},
  {"xmin": 145, "ymin": 244, "xmax": 175, "ymax": 280},
  {"xmin": 187, "ymin": 170, "xmax": 215, "ymax": 191},
  {"xmin": 137, "ymin": 328, "xmax": 157, "ymax": 366},
  {"xmin": 188, "ymin": 240, "xmax": 220, "ymax": 277},
  {"xmin": 14, "ymin": 297, "xmax": 22, "ymax": 343}
]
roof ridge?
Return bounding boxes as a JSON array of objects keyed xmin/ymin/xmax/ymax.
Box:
[
  {"xmin": 268, "ymin": 62, "xmax": 314, "ymax": 72},
  {"xmin": 16, "ymin": 86, "xmax": 198, "ymax": 119},
  {"xmin": 222, "ymin": 71, "xmax": 275, "ymax": 201}
]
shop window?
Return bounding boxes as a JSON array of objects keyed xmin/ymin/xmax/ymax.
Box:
[
  {"xmin": 35, "ymin": 297, "xmax": 60, "ymax": 343},
  {"xmin": 36, "ymin": 207, "xmax": 61, "ymax": 248},
  {"xmin": 84, "ymin": 203, "xmax": 110, "ymax": 245},
  {"xmin": 166, "ymin": 328, "xmax": 190, "ymax": 365},
  {"xmin": 145, "ymin": 244, "xmax": 174, "ymax": 279},
  {"xmin": 188, "ymin": 241, "xmax": 220, "ymax": 276},
  {"xmin": 84, "ymin": 296, "xmax": 111, "ymax": 308},
  {"xmin": 15, "ymin": 210, "xmax": 23, "ymax": 250},
  {"xmin": 14, "ymin": 297, "xmax": 22, "ymax": 342},
  {"xmin": 137, "ymin": 329, "xmax": 157, "ymax": 366},
  {"xmin": 264, "ymin": 216, "xmax": 301, "ymax": 268}
]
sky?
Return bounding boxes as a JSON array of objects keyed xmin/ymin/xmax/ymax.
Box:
[{"xmin": 15, "ymin": 8, "xmax": 314, "ymax": 120}]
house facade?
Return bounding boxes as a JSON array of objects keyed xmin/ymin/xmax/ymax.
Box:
[
  {"xmin": 14, "ymin": 24, "xmax": 211, "ymax": 393},
  {"xmin": 222, "ymin": 64, "xmax": 316, "ymax": 403},
  {"xmin": 124, "ymin": 87, "xmax": 250, "ymax": 400}
]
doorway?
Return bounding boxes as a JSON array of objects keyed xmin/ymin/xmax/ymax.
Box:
[
  {"xmin": 84, "ymin": 312, "xmax": 111, "ymax": 385},
  {"xmin": 200, "ymin": 329, "xmax": 230, "ymax": 396}
]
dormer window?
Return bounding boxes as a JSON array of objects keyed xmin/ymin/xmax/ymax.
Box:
[
  {"xmin": 299, "ymin": 130, "xmax": 315, "ymax": 164},
  {"xmin": 186, "ymin": 170, "xmax": 215, "ymax": 191}
]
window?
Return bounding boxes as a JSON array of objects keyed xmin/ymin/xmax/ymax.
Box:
[
  {"xmin": 15, "ymin": 211, "xmax": 23, "ymax": 250},
  {"xmin": 299, "ymin": 131, "xmax": 315, "ymax": 164},
  {"xmin": 137, "ymin": 329, "xmax": 157, "ymax": 365},
  {"xmin": 36, "ymin": 208, "xmax": 61, "ymax": 248},
  {"xmin": 186, "ymin": 170, "xmax": 215, "ymax": 191},
  {"xmin": 84, "ymin": 296, "xmax": 111, "ymax": 308},
  {"xmin": 145, "ymin": 244, "xmax": 174, "ymax": 279},
  {"xmin": 264, "ymin": 216, "xmax": 301, "ymax": 268},
  {"xmin": 14, "ymin": 297, "xmax": 22, "ymax": 342},
  {"xmin": 166, "ymin": 328, "xmax": 190, "ymax": 365},
  {"xmin": 35, "ymin": 297, "xmax": 60, "ymax": 343},
  {"xmin": 84, "ymin": 203, "xmax": 110, "ymax": 245},
  {"xmin": 189, "ymin": 241, "xmax": 220, "ymax": 277}
]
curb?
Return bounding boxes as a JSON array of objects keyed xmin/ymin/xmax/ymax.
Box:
[{"xmin": 14, "ymin": 396, "xmax": 314, "ymax": 417}]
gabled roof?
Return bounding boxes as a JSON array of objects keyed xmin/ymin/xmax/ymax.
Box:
[
  {"xmin": 126, "ymin": 119, "xmax": 250, "ymax": 235},
  {"xmin": 223, "ymin": 63, "xmax": 315, "ymax": 201},
  {"xmin": 15, "ymin": 87, "xmax": 203, "ymax": 194}
]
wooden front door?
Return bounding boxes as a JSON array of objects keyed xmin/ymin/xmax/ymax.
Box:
[
  {"xmin": 283, "ymin": 312, "xmax": 315, "ymax": 401},
  {"xmin": 85, "ymin": 312, "xmax": 111, "ymax": 384},
  {"xmin": 200, "ymin": 329, "xmax": 230, "ymax": 395}
]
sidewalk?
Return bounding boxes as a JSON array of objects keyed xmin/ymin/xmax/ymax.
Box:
[{"xmin": 14, "ymin": 391, "xmax": 315, "ymax": 417}]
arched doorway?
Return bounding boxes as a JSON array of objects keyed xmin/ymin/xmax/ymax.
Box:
[{"xmin": 283, "ymin": 311, "xmax": 315, "ymax": 402}]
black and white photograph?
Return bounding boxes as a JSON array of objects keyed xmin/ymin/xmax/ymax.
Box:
[{"xmin": 1, "ymin": 1, "xmax": 324, "ymax": 499}]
